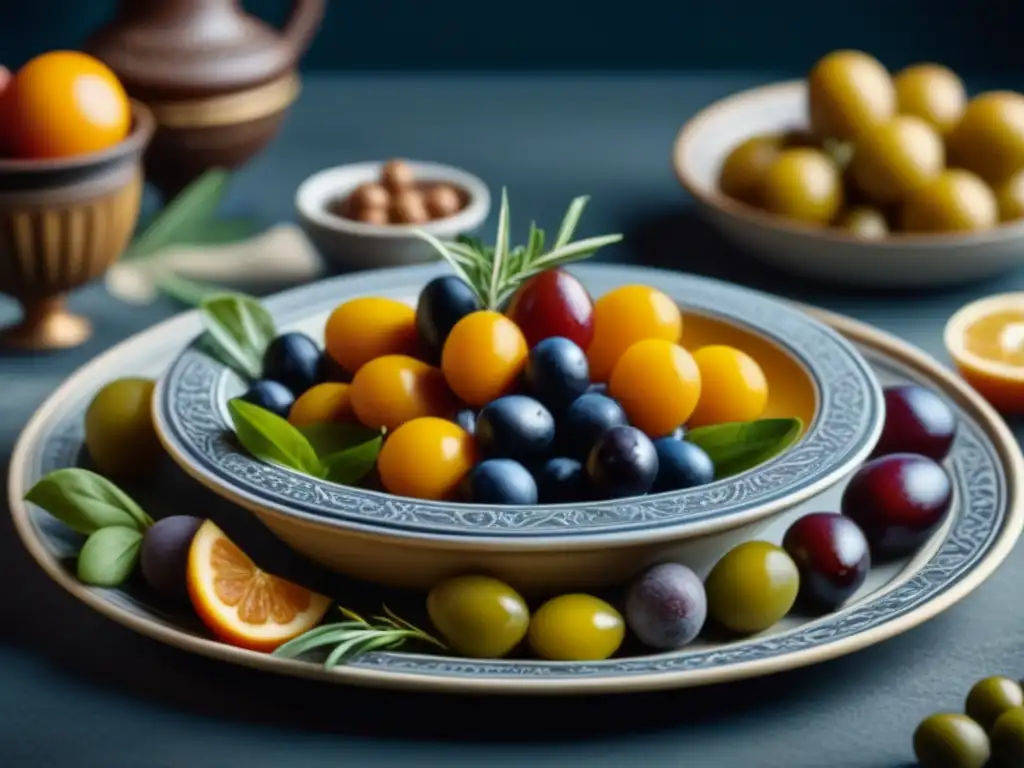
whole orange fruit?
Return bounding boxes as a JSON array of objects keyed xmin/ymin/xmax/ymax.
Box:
[{"xmin": 3, "ymin": 51, "xmax": 131, "ymax": 160}]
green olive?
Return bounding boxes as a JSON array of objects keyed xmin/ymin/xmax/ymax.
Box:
[
  {"xmin": 965, "ymin": 676, "xmax": 1024, "ymax": 732},
  {"xmin": 947, "ymin": 91, "xmax": 1024, "ymax": 187},
  {"xmin": 836, "ymin": 206, "xmax": 889, "ymax": 238},
  {"xmin": 848, "ymin": 116, "xmax": 945, "ymax": 206},
  {"xmin": 527, "ymin": 594, "xmax": 624, "ymax": 661},
  {"xmin": 761, "ymin": 148, "xmax": 844, "ymax": 225},
  {"xmin": 808, "ymin": 49, "xmax": 896, "ymax": 141},
  {"xmin": 995, "ymin": 170, "xmax": 1024, "ymax": 222},
  {"xmin": 704, "ymin": 541, "xmax": 799, "ymax": 635},
  {"xmin": 894, "ymin": 63, "xmax": 967, "ymax": 137},
  {"xmin": 84, "ymin": 377, "xmax": 162, "ymax": 479},
  {"xmin": 717, "ymin": 134, "xmax": 782, "ymax": 208},
  {"xmin": 913, "ymin": 713, "xmax": 990, "ymax": 768},
  {"xmin": 991, "ymin": 707, "xmax": 1024, "ymax": 766},
  {"xmin": 426, "ymin": 575, "xmax": 529, "ymax": 659},
  {"xmin": 901, "ymin": 170, "xmax": 999, "ymax": 233}
]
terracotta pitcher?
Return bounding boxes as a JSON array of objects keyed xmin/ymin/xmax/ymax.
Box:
[{"xmin": 84, "ymin": 0, "xmax": 325, "ymax": 199}]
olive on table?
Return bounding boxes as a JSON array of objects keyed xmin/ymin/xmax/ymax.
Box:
[
  {"xmin": 835, "ymin": 206, "xmax": 889, "ymax": 238},
  {"xmin": 415, "ymin": 275, "xmax": 483, "ymax": 362},
  {"xmin": 140, "ymin": 515, "xmax": 203, "ymax": 603},
  {"xmin": 704, "ymin": 540, "xmax": 800, "ymax": 635},
  {"xmin": 760, "ymin": 148, "xmax": 844, "ymax": 225},
  {"xmin": 475, "ymin": 395, "xmax": 556, "ymax": 463},
  {"xmin": 965, "ymin": 676, "xmax": 1024, "ymax": 733},
  {"xmin": 528, "ymin": 594, "xmax": 625, "ymax": 661},
  {"xmin": 893, "ymin": 63, "xmax": 967, "ymax": 137},
  {"xmin": 848, "ymin": 115, "xmax": 945, "ymax": 206},
  {"xmin": 840, "ymin": 453, "xmax": 953, "ymax": 559},
  {"xmin": 523, "ymin": 336, "xmax": 591, "ymax": 413},
  {"xmin": 901, "ymin": 170, "xmax": 999, "ymax": 234},
  {"xmin": 717, "ymin": 134, "xmax": 782, "ymax": 208},
  {"xmin": 781, "ymin": 512, "xmax": 870, "ymax": 612},
  {"xmin": 84, "ymin": 377, "xmax": 162, "ymax": 479},
  {"xmin": 991, "ymin": 707, "xmax": 1024, "ymax": 766},
  {"xmin": 558, "ymin": 392, "xmax": 629, "ymax": 461},
  {"xmin": 262, "ymin": 332, "xmax": 322, "ymax": 397},
  {"xmin": 947, "ymin": 91, "xmax": 1024, "ymax": 187},
  {"xmin": 872, "ymin": 384, "xmax": 957, "ymax": 462},
  {"xmin": 460, "ymin": 458, "xmax": 538, "ymax": 505},
  {"xmin": 996, "ymin": 169, "xmax": 1024, "ymax": 223},
  {"xmin": 651, "ymin": 438, "xmax": 715, "ymax": 492},
  {"xmin": 625, "ymin": 563, "xmax": 707, "ymax": 650},
  {"xmin": 535, "ymin": 457, "xmax": 590, "ymax": 503},
  {"xmin": 426, "ymin": 575, "xmax": 530, "ymax": 659},
  {"xmin": 586, "ymin": 425, "xmax": 659, "ymax": 499},
  {"xmin": 913, "ymin": 713, "xmax": 990, "ymax": 768},
  {"xmin": 807, "ymin": 49, "xmax": 896, "ymax": 141}
]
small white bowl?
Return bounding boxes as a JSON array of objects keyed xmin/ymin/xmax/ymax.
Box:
[
  {"xmin": 295, "ymin": 160, "xmax": 491, "ymax": 272},
  {"xmin": 673, "ymin": 80, "xmax": 1024, "ymax": 289}
]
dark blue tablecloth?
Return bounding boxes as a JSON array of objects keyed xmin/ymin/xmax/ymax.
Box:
[{"xmin": 2, "ymin": 74, "xmax": 1023, "ymax": 768}]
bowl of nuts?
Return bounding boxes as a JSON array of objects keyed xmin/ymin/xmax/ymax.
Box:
[{"xmin": 295, "ymin": 158, "xmax": 491, "ymax": 272}]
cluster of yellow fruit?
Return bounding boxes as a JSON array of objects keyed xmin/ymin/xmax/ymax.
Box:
[{"xmin": 718, "ymin": 50, "xmax": 1024, "ymax": 237}]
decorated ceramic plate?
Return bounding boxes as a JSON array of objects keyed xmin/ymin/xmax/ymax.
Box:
[
  {"xmin": 153, "ymin": 264, "xmax": 882, "ymax": 541},
  {"xmin": 9, "ymin": 264, "xmax": 1024, "ymax": 695}
]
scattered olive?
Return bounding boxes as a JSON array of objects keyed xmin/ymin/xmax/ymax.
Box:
[
  {"xmin": 625, "ymin": 563, "xmax": 707, "ymax": 650},
  {"xmin": 704, "ymin": 541, "xmax": 800, "ymax": 636},
  {"xmin": 84, "ymin": 377, "xmax": 162, "ymax": 479},
  {"xmin": 990, "ymin": 707, "xmax": 1024, "ymax": 766},
  {"xmin": 913, "ymin": 713, "xmax": 990, "ymax": 768},
  {"xmin": 965, "ymin": 676, "xmax": 1024, "ymax": 733},
  {"xmin": 528, "ymin": 593, "xmax": 625, "ymax": 661},
  {"xmin": 426, "ymin": 575, "xmax": 530, "ymax": 659}
]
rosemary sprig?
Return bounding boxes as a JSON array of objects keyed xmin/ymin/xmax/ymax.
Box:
[
  {"xmin": 271, "ymin": 604, "xmax": 446, "ymax": 668},
  {"xmin": 413, "ymin": 188, "xmax": 623, "ymax": 309}
]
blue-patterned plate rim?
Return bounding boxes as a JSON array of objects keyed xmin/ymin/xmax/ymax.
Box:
[
  {"xmin": 153, "ymin": 263, "xmax": 885, "ymax": 542},
  {"xmin": 9, "ymin": 299, "xmax": 1024, "ymax": 694}
]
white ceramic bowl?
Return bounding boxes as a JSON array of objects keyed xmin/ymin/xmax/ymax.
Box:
[
  {"xmin": 295, "ymin": 160, "xmax": 491, "ymax": 272},
  {"xmin": 672, "ymin": 80, "xmax": 1024, "ymax": 289}
]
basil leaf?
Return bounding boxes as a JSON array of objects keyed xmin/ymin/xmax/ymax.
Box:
[
  {"xmin": 686, "ymin": 417, "xmax": 804, "ymax": 478},
  {"xmin": 228, "ymin": 398, "xmax": 324, "ymax": 477},
  {"xmin": 199, "ymin": 292, "xmax": 276, "ymax": 379},
  {"xmin": 321, "ymin": 435, "xmax": 384, "ymax": 485},
  {"xmin": 125, "ymin": 169, "xmax": 230, "ymax": 261},
  {"xmin": 76, "ymin": 526, "xmax": 144, "ymax": 586},
  {"xmin": 298, "ymin": 422, "xmax": 382, "ymax": 458},
  {"xmin": 25, "ymin": 468, "xmax": 153, "ymax": 534}
]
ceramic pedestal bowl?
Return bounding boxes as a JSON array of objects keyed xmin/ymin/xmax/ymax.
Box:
[
  {"xmin": 153, "ymin": 263, "xmax": 884, "ymax": 595},
  {"xmin": 0, "ymin": 102, "xmax": 155, "ymax": 350},
  {"xmin": 672, "ymin": 80, "xmax": 1024, "ymax": 289}
]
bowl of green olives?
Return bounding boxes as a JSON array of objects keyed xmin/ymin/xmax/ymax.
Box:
[{"xmin": 673, "ymin": 50, "xmax": 1024, "ymax": 288}]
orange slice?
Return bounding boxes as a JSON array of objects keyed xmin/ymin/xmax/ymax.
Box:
[
  {"xmin": 944, "ymin": 292, "xmax": 1024, "ymax": 413},
  {"xmin": 186, "ymin": 520, "xmax": 331, "ymax": 652}
]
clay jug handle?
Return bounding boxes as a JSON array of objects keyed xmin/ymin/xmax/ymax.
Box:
[{"xmin": 282, "ymin": 0, "xmax": 325, "ymax": 58}]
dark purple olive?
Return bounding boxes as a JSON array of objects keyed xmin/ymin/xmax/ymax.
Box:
[
  {"xmin": 782, "ymin": 511, "xmax": 870, "ymax": 612},
  {"xmin": 872, "ymin": 384, "xmax": 957, "ymax": 462},
  {"xmin": 840, "ymin": 453, "xmax": 953, "ymax": 559},
  {"xmin": 416, "ymin": 275, "xmax": 482, "ymax": 361},
  {"xmin": 262, "ymin": 332, "xmax": 321, "ymax": 396},
  {"xmin": 238, "ymin": 380, "xmax": 295, "ymax": 419},
  {"xmin": 625, "ymin": 562, "xmax": 707, "ymax": 650},
  {"xmin": 140, "ymin": 515, "xmax": 204, "ymax": 603},
  {"xmin": 586, "ymin": 425, "xmax": 658, "ymax": 498},
  {"xmin": 536, "ymin": 457, "xmax": 590, "ymax": 503}
]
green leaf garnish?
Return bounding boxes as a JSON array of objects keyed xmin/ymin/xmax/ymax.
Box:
[
  {"xmin": 24, "ymin": 468, "xmax": 153, "ymax": 534},
  {"xmin": 321, "ymin": 435, "xmax": 383, "ymax": 485},
  {"xmin": 76, "ymin": 526, "xmax": 144, "ymax": 587},
  {"xmin": 297, "ymin": 422, "xmax": 382, "ymax": 457},
  {"xmin": 413, "ymin": 190, "xmax": 622, "ymax": 309},
  {"xmin": 199, "ymin": 291, "xmax": 276, "ymax": 380},
  {"xmin": 686, "ymin": 417, "xmax": 804, "ymax": 478},
  {"xmin": 273, "ymin": 604, "xmax": 445, "ymax": 668},
  {"xmin": 227, "ymin": 399, "xmax": 324, "ymax": 478},
  {"xmin": 124, "ymin": 169, "xmax": 232, "ymax": 261}
]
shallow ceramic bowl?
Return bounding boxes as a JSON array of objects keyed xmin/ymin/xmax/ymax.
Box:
[
  {"xmin": 154, "ymin": 263, "xmax": 884, "ymax": 595},
  {"xmin": 673, "ymin": 80, "xmax": 1024, "ymax": 289},
  {"xmin": 295, "ymin": 160, "xmax": 491, "ymax": 272}
]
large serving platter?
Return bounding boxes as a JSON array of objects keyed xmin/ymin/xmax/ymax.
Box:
[
  {"xmin": 9, "ymin": 264, "xmax": 1024, "ymax": 695},
  {"xmin": 154, "ymin": 264, "xmax": 882, "ymax": 543}
]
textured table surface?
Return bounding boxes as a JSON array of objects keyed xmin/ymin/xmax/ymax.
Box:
[{"xmin": 3, "ymin": 74, "xmax": 1024, "ymax": 768}]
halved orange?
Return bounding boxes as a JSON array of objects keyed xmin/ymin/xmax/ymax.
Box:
[
  {"xmin": 945, "ymin": 292, "xmax": 1024, "ymax": 413},
  {"xmin": 186, "ymin": 520, "xmax": 331, "ymax": 652}
]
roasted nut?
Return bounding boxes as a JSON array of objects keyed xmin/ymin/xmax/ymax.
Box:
[
  {"xmin": 381, "ymin": 159, "xmax": 416, "ymax": 192},
  {"xmin": 354, "ymin": 206, "xmax": 390, "ymax": 225},
  {"xmin": 424, "ymin": 183, "xmax": 464, "ymax": 219},
  {"xmin": 390, "ymin": 189, "xmax": 430, "ymax": 224},
  {"xmin": 349, "ymin": 182, "xmax": 390, "ymax": 211}
]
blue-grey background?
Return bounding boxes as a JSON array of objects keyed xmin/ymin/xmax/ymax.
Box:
[{"xmin": 3, "ymin": 0, "xmax": 1018, "ymax": 74}]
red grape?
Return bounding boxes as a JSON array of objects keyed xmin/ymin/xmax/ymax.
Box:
[
  {"xmin": 841, "ymin": 453, "xmax": 953, "ymax": 559},
  {"xmin": 872, "ymin": 384, "xmax": 957, "ymax": 462},
  {"xmin": 782, "ymin": 511, "xmax": 870, "ymax": 612},
  {"xmin": 506, "ymin": 269, "xmax": 595, "ymax": 350}
]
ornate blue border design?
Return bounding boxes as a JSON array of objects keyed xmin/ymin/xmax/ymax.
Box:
[{"xmin": 156, "ymin": 266, "xmax": 884, "ymax": 538}]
